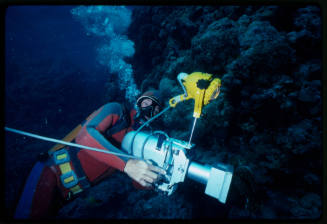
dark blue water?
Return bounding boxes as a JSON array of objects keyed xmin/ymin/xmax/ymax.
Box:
[
  {"xmin": 5, "ymin": 6, "xmax": 111, "ymax": 216},
  {"xmin": 5, "ymin": 6, "xmax": 110, "ymax": 130},
  {"xmin": 6, "ymin": 6, "xmax": 96, "ymax": 73}
]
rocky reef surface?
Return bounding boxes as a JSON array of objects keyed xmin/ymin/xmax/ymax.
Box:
[
  {"xmin": 5, "ymin": 5, "xmax": 322, "ymax": 220},
  {"xmin": 57, "ymin": 5, "xmax": 322, "ymax": 219}
]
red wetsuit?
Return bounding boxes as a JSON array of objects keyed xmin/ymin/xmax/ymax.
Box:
[
  {"xmin": 16, "ymin": 102, "xmax": 140, "ymax": 219},
  {"xmin": 75, "ymin": 102, "xmax": 135, "ymax": 180}
]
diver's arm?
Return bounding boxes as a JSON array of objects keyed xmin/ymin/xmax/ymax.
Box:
[
  {"xmin": 76, "ymin": 102, "xmax": 129, "ymax": 171},
  {"xmin": 77, "ymin": 102, "xmax": 165, "ymax": 185},
  {"xmin": 86, "ymin": 103, "xmax": 129, "ymax": 159}
]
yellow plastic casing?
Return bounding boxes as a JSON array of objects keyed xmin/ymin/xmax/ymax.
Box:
[{"xmin": 169, "ymin": 72, "xmax": 221, "ymax": 118}]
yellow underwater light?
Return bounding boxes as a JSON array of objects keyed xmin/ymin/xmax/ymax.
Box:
[{"xmin": 169, "ymin": 72, "xmax": 221, "ymax": 118}]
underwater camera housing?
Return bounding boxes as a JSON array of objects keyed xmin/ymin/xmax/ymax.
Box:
[{"xmin": 122, "ymin": 131, "xmax": 233, "ymax": 203}]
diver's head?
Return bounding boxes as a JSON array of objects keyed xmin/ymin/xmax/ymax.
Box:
[{"xmin": 136, "ymin": 90, "xmax": 163, "ymax": 121}]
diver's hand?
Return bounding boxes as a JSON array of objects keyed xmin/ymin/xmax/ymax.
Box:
[{"xmin": 124, "ymin": 159, "xmax": 166, "ymax": 187}]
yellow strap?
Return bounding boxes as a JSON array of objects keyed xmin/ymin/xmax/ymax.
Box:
[
  {"xmin": 63, "ymin": 175, "xmax": 75, "ymax": 184},
  {"xmin": 59, "ymin": 162, "xmax": 71, "ymax": 174},
  {"xmin": 47, "ymin": 111, "xmax": 99, "ymax": 194},
  {"xmin": 48, "ymin": 110, "xmax": 97, "ymax": 154},
  {"xmin": 59, "ymin": 161, "xmax": 83, "ymax": 194},
  {"xmin": 49, "ymin": 124, "xmax": 82, "ymax": 153},
  {"xmin": 70, "ymin": 185, "xmax": 83, "ymax": 194},
  {"xmin": 56, "ymin": 153, "xmax": 67, "ymax": 161},
  {"xmin": 85, "ymin": 110, "xmax": 96, "ymax": 121}
]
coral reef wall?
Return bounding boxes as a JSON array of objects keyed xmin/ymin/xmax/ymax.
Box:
[
  {"xmin": 127, "ymin": 5, "xmax": 322, "ymax": 218},
  {"xmin": 5, "ymin": 5, "xmax": 322, "ymax": 219}
]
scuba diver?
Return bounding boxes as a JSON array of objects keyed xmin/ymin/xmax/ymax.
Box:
[
  {"xmin": 12, "ymin": 72, "xmax": 258, "ymax": 219},
  {"xmin": 14, "ymin": 90, "xmax": 167, "ymax": 219}
]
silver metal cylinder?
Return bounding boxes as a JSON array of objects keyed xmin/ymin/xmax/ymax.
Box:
[
  {"xmin": 121, "ymin": 131, "xmax": 169, "ymax": 167},
  {"xmin": 122, "ymin": 131, "xmax": 234, "ymax": 203},
  {"xmin": 186, "ymin": 162, "xmax": 211, "ymax": 185}
]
